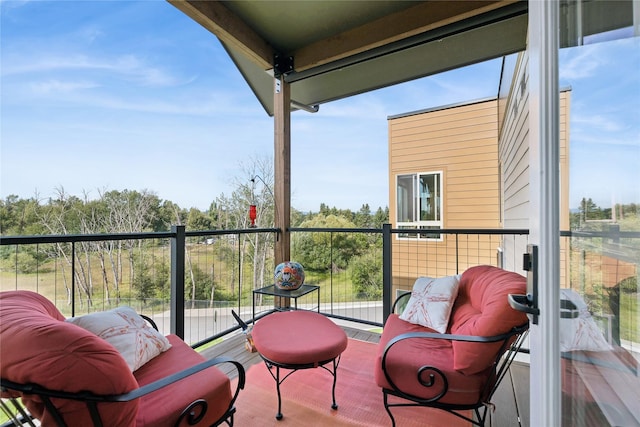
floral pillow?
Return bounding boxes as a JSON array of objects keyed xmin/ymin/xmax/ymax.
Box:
[
  {"xmin": 66, "ymin": 306, "xmax": 171, "ymax": 371},
  {"xmin": 560, "ymin": 288, "xmax": 612, "ymax": 352},
  {"xmin": 399, "ymin": 275, "xmax": 462, "ymax": 333}
]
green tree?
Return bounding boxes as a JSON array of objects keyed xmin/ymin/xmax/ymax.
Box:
[
  {"xmin": 350, "ymin": 250, "xmax": 383, "ymax": 299},
  {"xmin": 372, "ymin": 207, "xmax": 389, "ymax": 228},
  {"xmin": 187, "ymin": 208, "xmax": 213, "ymax": 231},
  {"xmin": 354, "ymin": 204, "xmax": 371, "ymax": 228},
  {"xmin": 294, "ymin": 214, "xmax": 367, "ymax": 271}
]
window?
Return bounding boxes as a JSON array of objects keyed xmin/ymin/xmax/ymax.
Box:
[{"xmin": 396, "ymin": 172, "xmax": 443, "ymax": 239}]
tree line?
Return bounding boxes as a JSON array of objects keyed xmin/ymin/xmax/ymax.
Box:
[
  {"xmin": 0, "ymin": 193, "xmax": 388, "ymax": 237},
  {"xmin": 571, "ymin": 198, "xmax": 639, "ymax": 230},
  {"xmin": 0, "ymin": 169, "xmax": 389, "ymax": 308}
]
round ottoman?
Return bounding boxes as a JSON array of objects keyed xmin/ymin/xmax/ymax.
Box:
[{"xmin": 252, "ymin": 310, "xmax": 348, "ymax": 420}]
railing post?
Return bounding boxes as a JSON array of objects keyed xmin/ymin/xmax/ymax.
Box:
[
  {"xmin": 71, "ymin": 241, "xmax": 76, "ymax": 317},
  {"xmin": 382, "ymin": 223, "xmax": 392, "ymax": 323},
  {"xmin": 171, "ymin": 225, "xmax": 185, "ymax": 339}
]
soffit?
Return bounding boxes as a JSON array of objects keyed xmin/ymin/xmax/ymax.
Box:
[{"xmin": 169, "ymin": 0, "xmax": 529, "ymax": 115}]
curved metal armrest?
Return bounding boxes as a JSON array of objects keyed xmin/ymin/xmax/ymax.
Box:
[
  {"xmin": 1, "ymin": 356, "xmax": 246, "ymax": 405},
  {"xmin": 121, "ymin": 356, "xmax": 246, "ymax": 403},
  {"xmin": 391, "ymin": 292, "xmax": 412, "ymax": 314},
  {"xmin": 384, "ymin": 322, "xmax": 529, "ymax": 354},
  {"xmin": 139, "ymin": 314, "xmax": 159, "ymax": 331},
  {"xmin": 381, "ymin": 323, "xmax": 528, "ymax": 405}
]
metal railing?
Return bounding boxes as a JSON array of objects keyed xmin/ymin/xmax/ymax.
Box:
[
  {"xmin": 3, "ymin": 225, "xmax": 637, "ymax": 347},
  {"xmin": 1, "ymin": 225, "xmax": 533, "ymax": 343}
]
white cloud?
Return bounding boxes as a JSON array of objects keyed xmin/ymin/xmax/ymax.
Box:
[
  {"xmin": 572, "ymin": 113, "xmax": 625, "ymax": 133},
  {"xmin": 560, "ymin": 48, "xmax": 601, "ymax": 81},
  {"xmin": 29, "ymin": 79, "xmax": 99, "ymax": 94}
]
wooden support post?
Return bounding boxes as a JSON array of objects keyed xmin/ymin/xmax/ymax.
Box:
[
  {"xmin": 274, "ymin": 76, "xmax": 291, "ymax": 309},
  {"xmin": 274, "ymin": 76, "xmax": 291, "ymax": 265}
]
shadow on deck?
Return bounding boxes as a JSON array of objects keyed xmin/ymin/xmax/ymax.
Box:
[{"xmin": 199, "ymin": 325, "xmax": 530, "ymax": 427}]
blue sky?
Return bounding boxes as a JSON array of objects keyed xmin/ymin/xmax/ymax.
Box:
[{"xmin": 1, "ymin": 1, "xmax": 638, "ymax": 213}]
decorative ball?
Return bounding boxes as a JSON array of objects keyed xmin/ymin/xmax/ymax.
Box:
[{"xmin": 274, "ymin": 261, "xmax": 305, "ymax": 290}]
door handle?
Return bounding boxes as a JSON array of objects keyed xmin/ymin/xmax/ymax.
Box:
[
  {"xmin": 517, "ymin": 244, "xmax": 539, "ymax": 324},
  {"xmin": 509, "ymin": 294, "xmax": 541, "ymax": 316}
]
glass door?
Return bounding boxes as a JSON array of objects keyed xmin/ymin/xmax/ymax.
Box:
[{"xmin": 558, "ymin": 1, "xmax": 639, "ymax": 426}]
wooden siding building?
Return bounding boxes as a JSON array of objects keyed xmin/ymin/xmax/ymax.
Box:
[{"xmin": 388, "ymin": 55, "xmax": 571, "ymax": 293}]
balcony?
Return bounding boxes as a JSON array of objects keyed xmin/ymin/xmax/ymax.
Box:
[{"xmin": 1, "ymin": 225, "xmax": 638, "ymax": 426}]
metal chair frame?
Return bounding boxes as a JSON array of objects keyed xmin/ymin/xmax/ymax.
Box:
[{"xmin": 381, "ymin": 292, "xmax": 529, "ymax": 427}]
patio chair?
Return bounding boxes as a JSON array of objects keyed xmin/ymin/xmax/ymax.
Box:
[
  {"xmin": 0, "ymin": 290, "xmax": 245, "ymax": 427},
  {"xmin": 375, "ymin": 265, "xmax": 529, "ymax": 427}
]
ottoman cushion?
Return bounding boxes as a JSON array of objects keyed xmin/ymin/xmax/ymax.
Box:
[{"xmin": 252, "ymin": 311, "xmax": 348, "ymax": 366}]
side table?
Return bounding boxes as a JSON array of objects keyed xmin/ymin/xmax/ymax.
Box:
[{"xmin": 252, "ymin": 284, "xmax": 320, "ymax": 321}]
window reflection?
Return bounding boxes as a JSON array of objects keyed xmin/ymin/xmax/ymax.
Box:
[{"xmin": 560, "ymin": 6, "xmax": 639, "ymax": 425}]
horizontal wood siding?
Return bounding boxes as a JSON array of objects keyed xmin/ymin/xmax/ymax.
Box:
[
  {"xmin": 499, "ymin": 52, "xmax": 529, "ymax": 274},
  {"xmin": 498, "ymin": 51, "xmax": 571, "ymax": 285},
  {"xmin": 391, "ymin": 235, "xmax": 505, "ymax": 293},
  {"xmin": 389, "ymin": 98, "xmax": 500, "ymax": 229},
  {"xmin": 389, "ymin": 99, "xmax": 500, "ymax": 289}
]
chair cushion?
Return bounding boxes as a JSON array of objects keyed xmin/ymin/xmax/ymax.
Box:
[
  {"xmin": 0, "ymin": 291, "xmax": 138, "ymax": 426},
  {"xmin": 375, "ymin": 314, "xmax": 491, "ymax": 405},
  {"xmin": 252, "ymin": 311, "xmax": 348, "ymax": 366},
  {"xmin": 134, "ymin": 335, "xmax": 233, "ymax": 426},
  {"xmin": 449, "ymin": 265, "xmax": 527, "ymax": 375}
]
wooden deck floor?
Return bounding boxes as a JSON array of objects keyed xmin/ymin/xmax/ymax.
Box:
[{"xmin": 200, "ymin": 325, "xmax": 529, "ymax": 427}]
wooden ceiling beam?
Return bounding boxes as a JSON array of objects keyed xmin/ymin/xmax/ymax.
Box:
[
  {"xmin": 168, "ymin": 0, "xmax": 274, "ymax": 70},
  {"xmin": 292, "ymin": 0, "xmax": 519, "ymax": 72}
]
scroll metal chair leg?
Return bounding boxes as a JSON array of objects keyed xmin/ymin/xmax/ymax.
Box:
[{"xmin": 383, "ymin": 390, "xmax": 397, "ymax": 427}]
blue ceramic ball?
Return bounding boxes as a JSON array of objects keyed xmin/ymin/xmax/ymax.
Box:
[{"xmin": 274, "ymin": 261, "xmax": 305, "ymax": 290}]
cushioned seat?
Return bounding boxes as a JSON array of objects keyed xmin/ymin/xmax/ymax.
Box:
[
  {"xmin": 251, "ymin": 310, "xmax": 348, "ymax": 420},
  {"xmin": 375, "ymin": 265, "xmax": 529, "ymax": 427},
  {"xmin": 134, "ymin": 335, "xmax": 233, "ymax": 426},
  {"xmin": 0, "ymin": 290, "xmax": 244, "ymax": 427},
  {"xmin": 252, "ymin": 310, "xmax": 348, "ymax": 366},
  {"xmin": 377, "ymin": 314, "xmax": 488, "ymax": 405}
]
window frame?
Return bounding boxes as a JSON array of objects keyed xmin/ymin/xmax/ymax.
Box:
[{"xmin": 395, "ymin": 171, "xmax": 444, "ymax": 240}]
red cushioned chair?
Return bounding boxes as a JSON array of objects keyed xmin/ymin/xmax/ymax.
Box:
[
  {"xmin": 0, "ymin": 290, "xmax": 245, "ymax": 427},
  {"xmin": 375, "ymin": 265, "xmax": 529, "ymax": 427}
]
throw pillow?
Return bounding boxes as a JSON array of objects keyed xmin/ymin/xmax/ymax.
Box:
[
  {"xmin": 399, "ymin": 275, "xmax": 461, "ymax": 333},
  {"xmin": 66, "ymin": 306, "xmax": 172, "ymax": 371},
  {"xmin": 560, "ymin": 288, "xmax": 612, "ymax": 352}
]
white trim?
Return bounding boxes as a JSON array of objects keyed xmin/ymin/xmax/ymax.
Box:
[
  {"xmin": 528, "ymin": 1, "xmax": 561, "ymax": 426},
  {"xmin": 395, "ymin": 171, "xmax": 444, "ymax": 241}
]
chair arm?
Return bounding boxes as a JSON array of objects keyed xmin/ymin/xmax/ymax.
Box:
[
  {"xmin": 2, "ymin": 356, "xmax": 246, "ymax": 427},
  {"xmin": 384, "ymin": 322, "xmax": 528, "ymax": 352},
  {"xmin": 2, "ymin": 356, "xmax": 245, "ymax": 403},
  {"xmin": 391, "ymin": 291, "xmax": 412, "ymax": 314},
  {"xmin": 381, "ymin": 323, "xmax": 528, "ymax": 404},
  {"xmin": 121, "ymin": 356, "xmax": 245, "ymax": 402},
  {"xmin": 139, "ymin": 314, "xmax": 159, "ymax": 331}
]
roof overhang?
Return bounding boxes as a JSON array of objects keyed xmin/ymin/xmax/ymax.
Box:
[{"xmin": 169, "ymin": 0, "xmax": 529, "ymax": 116}]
